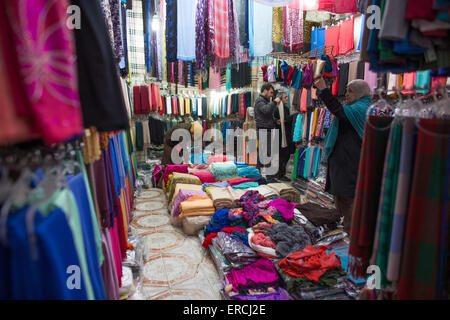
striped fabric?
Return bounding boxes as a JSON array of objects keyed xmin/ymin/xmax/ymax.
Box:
[
  {"xmin": 213, "ymin": 0, "xmax": 230, "ymax": 59},
  {"xmin": 127, "ymin": 0, "xmax": 146, "ymax": 74}
]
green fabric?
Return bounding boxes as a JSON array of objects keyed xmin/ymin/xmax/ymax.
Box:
[
  {"xmin": 323, "ymin": 96, "xmax": 371, "ymax": 162},
  {"xmin": 135, "ymin": 122, "xmax": 144, "ymax": 151},
  {"xmin": 376, "ymin": 121, "xmax": 402, "ymax": 288},
  {"xmin": 54, "ymin": 189, "xmax": 95, "ymax": 300},
  {"xmin": 292, "ymin": 148, "xmax": 299, "ymax": 180},
  {"xmin": 226, "ymin": 64, "xmax": 231, "ymax": 91},
  {"xmin": 77, "ymin": 150, "xmax": 104, "ymax": 267},
  {"xmin": 232, "ymin": 182, "xmax": 259, "ymax": 189},
  {"xmin": 303, "ymin": 148, "xmax": 309, "ymax": 178}
]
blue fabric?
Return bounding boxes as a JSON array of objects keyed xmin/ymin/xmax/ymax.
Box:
[
  {"xmin": 7, "ymin": 206, "xmax": 87, "ymax": 299},
  {"xmin": 234, "ymin": 162, "xmax": 249, "ymax": 168},
  {"xmin": 414, "ymin": 70, "xmax": 431, "ymax": 94},
  {"xmin": 202, "ymin": 181, "xmax": 230, "ymax": 192},
  {"xmin": 144, "ymin": 0, "xmax": 151, "ymax": 72},
  {"xmin": 109, "ymin": 139, "xmax": 121, "ymax": 197},
  {"xmin": 323, "ymin": 96, "xmax": 371, "ymax": 162},
  {"xmin": 293, "ymin": 114, "xmax": 304, "ymax": 143},
  {"xmin": 393, "ymin": 31, "xmax": 426, "ymax": 55},
  {"xmin": 230, "ymin": 231, "xmax": 249, "ymax": 247},
  {"xmin": 297, "ymin": 147, "xmax": 307, "ymax": 177},
  {"xmin": 206, "ymin": 209, "xmax": 232, "ymax": 234},
  {"xmin": 238, "ymin": 166, "xmax": 261, "ymax": 177},
  {"xmin": 303, "ymin": 147, "xmax": 310, "ymax": 178},
  {"xmin": 191, "ymin": 153, "xmax": 208, "ymax": 164},
  {"xmin": 68, "ymin": 174, "xmax": 107, "ymax": 300},
  {"xmin": 291, "ymin": 67, "xmax": 303, "ymax": 90}
]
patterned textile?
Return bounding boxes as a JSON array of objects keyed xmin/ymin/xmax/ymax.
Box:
[
  {"xmin": 283, "ymin": 6, "xmax": 303, "ymax": 51},
  {"xmin": 127, "ymin": 0, "xmax": 147, "ymax": 74},
  {"xmin": 348, "ymin": 116, "xmax": 393, "ymax": 279},
  {"xmin": 143, "ymin": 0, "xmax": 152, "ymax": 73},
  {"xmin": 109, "ymin": 0, "xmax": 124, "ymax": 61},
  {"xmin": 195, "ymin": 0, "xmax": 207, "ymax": 70},
  {"xmin": 239, "ymin": 191, "xmax": 264, "ymax": 227},
  {"xmin": 206, "ymin": 0, "xmax": 216, "ymax": 61},
  {"xmin": 397, "ymin": 118, "xmax": 450, "ymax": 300},
  {"xmin": 101, "ymin": 0, "xmax": 115, "ymax": 46},
  {"xmin": 213, "ymin": 0, "xmax": 230, "ymax": 59},
  {"xmin": 228, "ymin": 0, "xmax": 241, "ymax": 62},
  {"xmin": 120, "ymin": 2, "xmax": 130, "ymax": 77},
  {"xmin": 165, "ymin": 0, "xmax": 177, "ymax": 62},
  {"xmin": 272, "ymin": 7, "xmax": 284, "ymax": 45}
]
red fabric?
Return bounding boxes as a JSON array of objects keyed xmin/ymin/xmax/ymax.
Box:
[
  {"xmin": 159, "ymin": 96, "xmax": 166, "ymax": 115},
  {"xmin": 325, "ymin": 25, "xmax": 340, "ymax": 57},
  {"xmin": 277, "ymin": 245, "xmax": 341, "ymax": 281},
  {"xmin": 133, "ymin": 86, "xmax": 142, "ymax": 114},
  {"xmin": 287, "ymin": 66, "xmax": 295, "ymax": 86},
  {"xmin": 190, "ymin": 172, "xmax": 216, "ymax": 183},
  {"xmin": 422, "ymin": 30, "xmax": 448, "ymax": 37},
  {"xmin": 172, "ymin": 96, "xmax": 178, "ymax": 115},
  {"xmin": 213, "ymin": 0, "xmax": 230, "ymax": 58},
  {"xmin": 163, "ymin": 164, "xmax": 189, "ymax": 184},
  {"xmin": 202, "ymin": 227, "xmax": 247, "ymax": 248},
  {"xmin": 402, "ymin": 72, "xmax": 417, "ymax": 94},
  {"xmin": 333, "ymin": 0, "xmax": 357, "ymax": 13},
  {"xmin": 332, "ymin": 74, "xmax": 339, "ymax": 96},
  {"xmin": 406, "ymin": 0, "xmax": 436, "ymax": 20},
  {"xmin": 431, "ymin": 77, "xmax": 448, "ymax": 91},
  {"xmin": 226, "ymin": 178, "xmax": 256, "ymax": 186},
  {"xmin": 289, "ymin": 0, "xmax": 335, "ymax": 11},
  {"xmin": 140, "ymin": 86, "xmax": 150, "ymax": 114},
  {"xmin": 148, "ymin": 84, "xmax": 154, "ymax": 111},
  {"xmin": 338, "ymin": 18, "xmax": 354, "ymax": 55},
  {"xmin": 318, "ymin": 0, "xmax": 334, "ymax": 11},
  {"xmin": 238, "ymin": 93, "xmax": 246, "ymax": 119},
  {"xmin": 208, "ymin": 154, "xmax": 229, "ymax": 164}
]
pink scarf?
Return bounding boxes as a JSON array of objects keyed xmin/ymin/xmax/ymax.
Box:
[
  {"xmin": 213, "ymin": 0, "xmax": 230, "ymax": 59},
  {"xmin": 7, "ymin": 0, "xmax": 83, "ymax": 145},
  {"xmin": 283, "ymin": 6, "xmax": 304, "ymax": 51}
]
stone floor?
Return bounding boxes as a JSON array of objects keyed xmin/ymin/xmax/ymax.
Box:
[{"xmin": 130, "ymin": 189, "xmax": 223, "ymax": 300}]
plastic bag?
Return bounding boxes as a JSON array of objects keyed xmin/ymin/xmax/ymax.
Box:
[{"xmin": 182, "ymin": 216, "xmax": 211, "ymax": 236}]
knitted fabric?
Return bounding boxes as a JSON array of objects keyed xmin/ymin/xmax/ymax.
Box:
[
  {"xmin": 239, "ymin": 191, "xmax": 265, "ymax": 227},
  {"xmin": 268, "ymin": 222, "xmax": 312, "ymax": 258}
]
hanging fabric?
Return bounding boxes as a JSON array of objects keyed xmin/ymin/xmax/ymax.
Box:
[
  {"xmin": 283, "ymin": 6, "xmax": 304, "ymax": 51},
  {"xmin": 177, "ymin": 0, "xmax": 197, "ymax": 61}
]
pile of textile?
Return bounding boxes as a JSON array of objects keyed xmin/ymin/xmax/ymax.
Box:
[
  {"xmin": 237, "ymin": 166, "xmax": 261, "ymax": 178},
  {"xmin": 248, "ymin": 229, "xmax": 278, "ymax": 260},
  {"xmin": 305, "ymin": 180, "xmax": 334, "ymax": 208},
  {"xmin": 207, "ymin": 187, "xmax": 234, "ymax": 209},
  {"xmin": 171, "ymin": 189, "xmax": 207, "ymax": 219},
  {"xmin": 267, "ymin": 183, "xmax": 301, "ymax": 203},
  {"xmin": 169, "ymin": 183, "xmax": 203, "ymax": 209},
  {"xmin": 204, "ymin": 209, "xmax": 233, "ymax": 237},
  {"xmin": 210, "ymin": 161, "xmax": 239, "ymax": 181},
  {"xmin": 189, "ymin": 171, "xmax": 215, "ymax": 183},
  {"xmin": 215, "ymin": 232, "xmax": 260, "ymax": 269},
  {"xmin": 225, "ymin": 177, "xmax": 257, "ymax": 187},
  {"xmin": 239, "ymin": 191, "xmax": 265, "ymax": 227},
  {"xmin": 295, "ymin": 203, "xmax": 341, "ymax": 234},
  {"xmin": 208, "ymin": 155, "xmax": 230, "ymax": 164},
  {"xmin": 267, "ymin": 223, "xmax": 312, "ymax": 258},
  {"xmin": 179, "ymin": 195, "xmax": 215, "ymax": 218},
  {"xmin": 202, "ymin": 181, "xmax": 230, "ymax": 192},
  {"xmin": 275, "ymin": 245, "xmax": 349, "ymax": 300},
  {"xmin": 167, "ymin": 172, "xmax": 202, "ymax": 203},
  {"xmin": 163, "ymin": 164, "xmax": 189, "ymax": 186}
]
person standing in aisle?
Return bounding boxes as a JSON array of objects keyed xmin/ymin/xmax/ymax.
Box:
[
  {"xmin": 254, "ymin": 83, "xmax": 280, "ymax": 183},
  {"xmin": 274, "ymin": 91, "xmax": 293, "ymax": 182},
  {"xmin": 313, "ymin": 77, "xmax": 372, "ymax": 235}
]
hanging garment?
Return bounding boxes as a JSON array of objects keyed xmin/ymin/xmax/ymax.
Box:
[
  {"xmin": 249, "ymin": 0, "xmax": 273, "ymax": 57},
  {"xmin": 325, "ymin": 25, "xmax": 340, "ymax": 57},
  {"xmin": 284, "ymin": 6, "xmax": 304, "ymax": 51},
  {"xmin": 6, "ymin": 0, "xmax": 84, "ymax": 145},
  {"xmin": 166, "ymin": 0, "xmax": 177, "ymax": 62},
  {"xmin": 213, "ymin": 0, "xmax": 230, "ymax": 59},
  {"xmin": 338, "ymin": 17, "xmax": 354, "ymax": 55},
  {"xmin": 72, "ymin": 0, "xmax": 130, "ymax": 132},
  {"xmin": 272, "ymin": 7, "xmax": 284, "ymax": 48},
  {"xmin": 333, "ymin": 0, "xmax": 357, "ymax": 13},
  {"xmin": 379, "ymin": 0, "xmax": 409, "ymax": 41},
  {"xmin": 177, "ymin": 0, "xmax": 196, "ymax": 61},
  {"xmin": 126, "ymin": 1, "xmax": 147, "ymax": 74}
]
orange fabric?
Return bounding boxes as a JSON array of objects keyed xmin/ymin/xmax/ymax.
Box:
[
  {"xmin": 300, "ymin": 88, "xmax": 308, "ymax": 112},
  {"xmin": 278, "ymin": 245, "xmax": 341, "ymax": 281}
]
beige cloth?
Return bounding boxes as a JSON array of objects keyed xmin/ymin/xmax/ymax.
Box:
[
  {"xmin": 247, "ymin": 185, "xmax": 280, "ymax": 200},
  {"xmin": 208, "ymin": 187, "xmax": 234, "ymax": 209},
  {"xmin": 267, "ymin": 183, "xmax": 301, "ymax": 203},
  {"xmin": 278, "ymin": 102, "xmax": 287, "ymax": 148}
]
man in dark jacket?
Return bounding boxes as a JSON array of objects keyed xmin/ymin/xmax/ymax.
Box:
[{"xmin": 254, "ymin": 84, "xmax": 280, "ymax": 183}]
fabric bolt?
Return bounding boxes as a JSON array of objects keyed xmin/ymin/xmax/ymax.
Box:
[
  {"xmin": 397, "ymin": 118, "xmax": 450, "ymax": 299},
  {"xmin": 208, "ymin": 187, "xmax": 234, "ymax": 209},
  {"xmin": 179, "ymin": 196, "xmax": 215, "ymax": 218},
  {"xmin": 325, "ymin": 25, "xmax": 340, "ymax": 57},
  {"xmin": 168, "ymin": 172, "xmax": 202, "ymax": 203},
  {"xmin": 171, "ymin": 189, "xmax": 207, "ymax": 218},
  {"xmin": 163, "ymin": 164, "xmax": 189, "ymax": 185},
  {"xmin": 348, "ymin": 116, "xmax": 393, "ymax": 279}
]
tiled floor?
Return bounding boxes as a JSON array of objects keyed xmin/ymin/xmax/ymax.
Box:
[{"xmin": 130, "ymin": 189, "xmax": 223, "ymax": 300}]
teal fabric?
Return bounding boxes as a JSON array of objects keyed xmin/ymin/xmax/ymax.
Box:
[
  {"xmin": 238, "ymin": 166, "xmax": 261, "ymax": 177},
  {"xmin": 293, "ymin": 114, "xmax": 304, "ymax": 143},
  {"xmin": 232, "ymin": 182, "xmax": 259, "ymax": 189},
  {"xmin": 414, "ymin": 70, "xmax": 431, "ymax": 94},
  {"xmin": 303, "ymin": 148, "xmax": 310, "ymax": 179},
  {"xmin": 323, "ymin": 96, "xmax": 371, "ymax": 162}
]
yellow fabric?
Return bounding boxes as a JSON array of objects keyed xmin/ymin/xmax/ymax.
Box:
[
  {"xmin": 311, "ymin": 108, "xmax": 319, "ymax": 138},
  {"xmin": 190, "ymin": 121, "xmax": 203, "ymax": 137},
  {"xmin": 165, "ymin": 174, "xmax": 173, "ymax": 195},
  {"xmin": 272, "ymin": 7, "xmax": 284, "ymax": 44},
  {"xmin": 120, "ymin": 191, "xmax": 128, "ymax": 244},
  {"xmin": 179, "ymin": 196, "xmax": 215, "ymax": 218},
  {"xmin": 171, "ymin": 184, "xmax": 204, "ymax": 205},
  {"xmin": 185, "ymin": 97, "xmax": 191, "ymax": 115}
]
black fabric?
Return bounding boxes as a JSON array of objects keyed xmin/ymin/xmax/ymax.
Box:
[
  {"xmin": 71, "ymin": 0, "xmax": 129, "ymax": 132},
  {"xmin": 148, "ymin": 117, "xmax": 165, "ymax": 145},
  {"xmin": 231, "ymin": 62, "xmax": 251, "ymax": 88},
  {"xmin": 294, "ymin": 203, "xmax": 341, "ymax": 228},
  {"xmin": 318, "ymin": 88, "xmax": 363, "ymax": 197},
  {"xmin": 120, "ymin": 2, "xmax": 129, "ymax": 78},
  {"xmin": 165, "ymin": 0, "xmax": 177, "ymax": 63},
  {"xmin": 356, "ymin": 61, "xmax": 365, "ymax": 80},
  {"xmin": 202, "ymin": 97, "xmax": 208, "ymax": 119},
  {"xmin": 337, "ymin": 63, "xmax": 349, "ymax": 97}
]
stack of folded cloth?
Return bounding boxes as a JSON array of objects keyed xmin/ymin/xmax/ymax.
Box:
[
  {"xmin": 208, "ymin": 154, "xmax": 230, "ymax": 164},
  {"xmin": 179, "ymin": 195, "xmax": 215, "ymax": 218},
  {"xmin": 215, "ymin": 232, "xmax": 260, "ymax": 269},
  {"xmin": 234, "ymin": 162, "xmax": 248, "ymax": 168},
  {"xmin": 210, "ymin": 161, "xmax": 239, "ymax": 181},
  {"xmin": 170, "ymin": 184, "xmax": 204, "ymax": 209},
  {"xmin": 246, "ymin": 185, "xmax": 279, "ymax": 200},
  {"xmin": 168, "ymin": 172, "xmax": 202, "ymax": 204},
  {"xmin": 232, "ymin": 182, "xmax": 259, "ymax": 190},
  {"xmin": 224, "ymin": 177, "xmax": 256, "ymax": 187},
  {"xmin": 189, "ymin": 171, "xmax": 215, "ymax": 183},
  {"xmin": 171, "ymin": 189, "xmax": 207, "ymax": 218},
  {"xmin": 267, "ymin": 183, "xmax": 301, "ymax": 203},
  {"xmin": 237, "ymin": 166, "xmax": 261, "ymax": 178},
  {"xmin": 227, "ymin": 187, "xmax": 248, "ymax": 206},
  {"xmin": 207, "ymin": 187, "xmax": 234, "ymax": 209},
  {"xmin": 163, "ymin": 164, "xmax": 189, "ymax": 186},
  {"xmin": 202, "ymin": 181, "xmax": 230, "ymax": 192},
  {"xmin": 275, "ymin": 245, "xmax": 348, "ymax": 300},
  {"xmin": 188, "ymin": 163, "xmax": 211, "ymax": 173},
  {"xmin": 291, "ymin": 179, "xmax": 309, "ymax": 194}
]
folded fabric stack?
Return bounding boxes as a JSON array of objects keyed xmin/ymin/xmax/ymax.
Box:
[
  {"xmin": 268, "ymin": 223, "xmax": 312, "ymax": 258},
  {"xmin": 291, "ymin": 179, "xmax": 309, "ymax": 194},
  {"xmin": 188, "ymin": 163, "xmax": 211, "ymax": 173},
  {"xmin": 207, "ymin": 187, "xmax": 234, "ymax": 209},
  {"xmin": 215, "ymin": 232, "xmax": 260, "ymax": 269},
  {"xmin": 225, "ymin": 177, "xmax": 256, "ymax": 187},
  {"xmin": 171, "ymin": 184, "xmax": 203, "ymax": 208},
  {"xmin": 208, "ymin": 154, "xmax": 230, "ymax": 164},
  {"xmin": 246, "ymin": 185, "xmax": 279, "ymax": 200},
  {"xmin": 227, "ymin": 187, "xmax": 248, "ymax": 206},
  {"xmin": 168, "ymin": 172, "xmax": 202, "ymax": 204},
  {"xmin": 210, "ymin": 161, "xmax": 239, "ymax": 181},
  {"xmin": 171, "ymin": 189, "xmax": 207, "ymax": 218},
  {"xmin": 267, "ymin": 183, "xmax": 301, "ymax": 203},
  {"xmin": 225, "ymin": 287, "xmax": 291, "ymax": 300},
  {"xmin": 163, "ymin": 164, "xmax": 189, "ymax": 186},
  {"xmin": 234, "ymin": 162, "xmax": 248, "ymax": 169},
  {"xmin": 247, "ymin": 175, "xmax": 267, "ymax": 185},
  {"xmin": 225, "ymin": 258, "xmax": 280, "ymax": 295},
  {"xmin": 306, "ymin": 180, "xmax": 334, "ymax": 208},
  {"xmin": 202, "ymin": 181, "xmax": 230, "ymax": 192},
  {"xmin": 189, "ymin": 171, "xmax": 216, "ymax": 183},
  {"xmin": 237, "ymin": 166, "xmax": 261, "ymax": 178},
  {"xmin": 179, "ymin": 195, "xmax": 215, "ymax": 218},
  {"xmin": 275, "ymin": 245, "xmax": 348, "ymax": 299}
]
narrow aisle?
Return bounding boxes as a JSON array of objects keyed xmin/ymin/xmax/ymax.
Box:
[{"xmin": 130, "ymin": 188, "xmax": 223, "ymax": 300}]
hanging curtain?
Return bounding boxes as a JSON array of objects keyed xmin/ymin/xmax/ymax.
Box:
[{"xmin": 283, "ymin": 6, "xmax": 304, "ymax": 51}]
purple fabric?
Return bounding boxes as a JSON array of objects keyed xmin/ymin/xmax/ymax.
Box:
[
  {"xmin": 268, "ymin": 198, "xmax": 297, "ymax": 221},
  {"xmin": 171, "ymin": 189, "xmax": 207, "ymax": 218},
  {"xmin": 163, "ymin": 164, "xmax": 189, "ymax": 185},
  {"xmin": 302, "ymin": 63, "xmax": 313, "ymax": 87},
  {"xmin": 331, "ymin": 59, "xmax": 339, "ymax": 77},
  {"xmin": 152, "ymin": 165, "xmax": 164, "ymax": 186},
  {"xmin": 239, "ymin": 191, "xmax": 265, "ymax": 227},
  {"xmin": 230, "ymin": 287, "xmax": 291, "ymax": 300},
  {"xmin": 206, "ymin": 0, "xmax": 215, "ymax": 62},
  {"xmin": 195, "ymin": 0, "xmax": 207, "ymax": 70},
  {"xmin": 226, "ymin": 258, "xmax": 280, "ymax": 294},
  {"xmin": 228, "ymin": 0, "xmax": 240, "ymax": 63}
]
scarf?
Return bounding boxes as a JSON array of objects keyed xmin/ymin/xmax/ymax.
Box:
[
  {"xmin": 165, "ymin": 0, "xmax": 177, "ymax": 62},
  {"xmin": 278, "ymin": 102, "xmax": 287, "ymax": 148},
  {"xmin": 213, "ymin": 0, "xmax": 230, "ymax": 59},
  {"xmin": 323, "ymin": 96, "xmax": 371, "ymax": 162},
  {"xmin": 283, "ymin": 6, "xmax": 304, "ymax": 51},
  {"xmin": 195, "ymin": 0, "xmax": 207, "ymax": 70}
]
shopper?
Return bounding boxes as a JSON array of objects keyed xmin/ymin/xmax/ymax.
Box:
[
  {"xmin": 161, "ymin": 121, "xmax": 203, "ymax": 165},
  {"xmin": 274, "ymin": 92, "xmax": 293, "ymax": 181},
  {"xmin": 254, "ymin": 83, "xmax": 280, "ymax": 183},
  {"xmin": 313, "ymin": 77, "xmax": 372, "ymax": 234}
]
